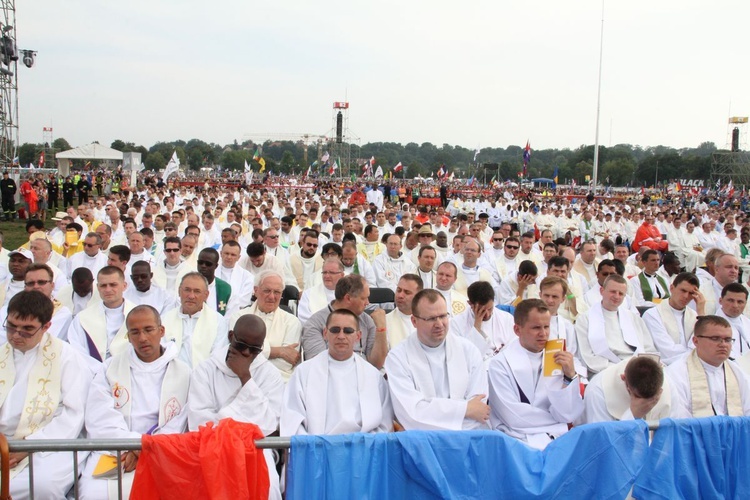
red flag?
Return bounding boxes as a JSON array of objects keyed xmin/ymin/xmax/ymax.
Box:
[
  {"xmin": 39, "ymin": 151, "xmax": 45, "ymax": 167},
  {"xmin": 394, "ymin": 162, "xmax": 403, "ymax": 172}
]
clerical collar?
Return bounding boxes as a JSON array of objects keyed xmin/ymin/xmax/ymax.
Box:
[
  {"xmin": 462, "ymin": 264, "xmax": 478, "ymax": 271},
  {"xmin": 104, "ymin": 301, "xmax": 125, "ymax": 311},
  {"xmin": 643, "ymin": 272, "xmax": 656, "ymax": 278},
  {"xmin": 179, "ymin": 309, "xmax": 202, "ymax": 319}
]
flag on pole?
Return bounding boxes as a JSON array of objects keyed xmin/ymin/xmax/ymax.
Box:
[
  {"xmin": 321, "ymin": 152, "xmax": 330, "ymax": 164},
  {"xmin": 162, "ymin": 151, "xmax": 180, "ymax": 182},
  {"xmin": 375, "ymin": 165, "xmax": 384, "ymax": 178},
  {"xmin": 437, "ymin": 165, "xmax": 445, "ymax": 178},
  {"xmin": 522, "ymin": 140, "xmax": 531, "ymax": 177},
  {"xmin": 393, "ymin": 162, "xmax": 403, "ymax": 173},
  {"xmin": 39, "ymin": 151, "xmax": 45, "ymax": 167},
  {"xmin": 467, "ymin": 175, "xmax": 475, "ymax": 186},
  {"xmin": 370, "ymin": 156, "xmax": 375, "ymax": 167},
  {"xmin": 303, "ymin": 166, "xmax": 311, "ymax": 178},
  {"xmin": 259, "ymin": 157, "xmax": 266, "ymax": 173},
  {"xmin": 244, "ymin": 160, "xmax": 251, "ymax": 173},
  {"xmin": 329, "ymin": 157, "xmax": 340, "ymax": 176},
  {"xmin": 552, "ymin": 166, "xmax": 559, "ymax": 189},
  {"xmin": 253, "ymin": 148, "xmax": 261, "ymax": 161},
  {"xmin": 10, "ymin": 156, "xmax": 18, "ymax": 166},
  {"xmin": 245, "ymin": 170, "xmax": 254, "ymax": 185},
  {"xmin": 473, "ymin": 148, "xmax": 481, "ymax": 162},
  {"xmin": 448, "ymin": 171, "xmax": 454, "ymax": 181}
]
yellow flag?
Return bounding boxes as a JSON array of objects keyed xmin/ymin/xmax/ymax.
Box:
[{"xmin": 259, "ymin": 157, "xmax": 266, "ymax": 173}]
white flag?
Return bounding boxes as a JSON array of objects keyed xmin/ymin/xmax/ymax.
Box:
[
  {"xmin": 321, "ymin": 152, "xmax": 330, "ymax": 163},
  {"xmin": 244, "ymin": 159, "xmax": 251, "ymax": 173},
  {"xmin": 162, "ymin": 151, "xmax": 180, "ymax": 182},
  {"xmin": 375, "ymin": 165, "xmax": 384, "ymax": 178},
  {"xmin": 473, "ymin": 147, "xmax": 481, "ymax": 162}
]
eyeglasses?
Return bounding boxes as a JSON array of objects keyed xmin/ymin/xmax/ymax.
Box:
[
  {"xmin": 230, "ymin": 338, "xmax": 264, "ymax": 355},
  {"xmin": 305, "ymin": 243, "xmax": 318, "ymax": 248},
  {"xmin": 266, "ymin": 235, "xmax": 279, "ymax": 239},
  {"xmin": 493, "ymin": 238, "xmax": 503, "ymax": 242},
  {"xmin": 321, "ymin": 271, "xmax": 343, "ymax": 275},
  {"xmin": 3, "ymin": 319, "xmax": 44, "ymax": 339},
  {"xmin": 84, "ymin": 243, "xmax": 99, "ymax": 248},
  {"xmin": 164, "ymin": 248, "xmax": 181, "ymax": 253},
  {"xmin": 505, "ymin": 245, "xmax": 519, "ymax": 250},
  {"xmin": 24, "ymin": 279, "xmax": 52, "ymax": 287},
  {"xmin": 328, "ymin": 326, "xmax": 357, "ymax": 334},
  {"xmin": 695, "ymin": 335, "xmax": 734, "ymax": 345},
  {"xmin": 413, "ymin": 313, "xmax": 449, "ymax": 324}
]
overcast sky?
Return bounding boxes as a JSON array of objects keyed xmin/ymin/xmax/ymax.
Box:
[{"xmin": 15, "ymin": 1, "xmax": 750, "ymax": 152}]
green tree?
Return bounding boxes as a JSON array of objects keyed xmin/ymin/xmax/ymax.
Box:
[
  {"xmin": 111, "ymin": 139, "xmax": 126, "ymax": 151},
  {"xmin": 145, "ymin": 152, "xmax": 166, "ymax": 171},
  {"xmin": 18, "ymin": 143, "xmax": 38, "ymax": 166},
  {"xmin": 52, "ymin": 138, "xmax": 72, "ymax": 152}
]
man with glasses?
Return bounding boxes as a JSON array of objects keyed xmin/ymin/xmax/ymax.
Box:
[
  {"xmin": 80, "ymin": 305, "xmax": 190, "ymax": 499},
  {"xmin": 385, "ymin": 289, "xmax": 489, "ymax": 430},
  {"xmin": 230, "ymin": 270, "xmax": 302, "ymax": 382},
  {"xmin": 494, "ymin": 236, "xmax": 521, "ymax": 281},
  {"xmin": 161, "ymin": 272, "xmax": 229, "ymax": 369},
  {"xmin": 66, "ymin": 232, "xmax": 108, "ymax": 281},
  {"xmin": 301, "ymin": 274, "xmax": 388, "ymax": 369},
  {"xmin": 298, "ymin": 259, "xmax": 344, "ymax": 324},
  {"xmin": 0, "ymin": 264, "xmax": 73, "ymax": 342},
  {"xmin": 95, "ymin": 223, "xmax": 113, "ymax": 254},
  {"xmin": 124, "ymin": 261, "xmax": 178, "ymax": 315},
  {"xmin": 0, "ymin": 291, "xmax": 91, "ymax": 499},
  {"xmin": 667, "ymin": 315, "xmax": 750, "ymax": 417},
  {"xmin": 188, "ymin": 314, "xmax": 285, "ymax": 500},
  {"xmin": 152, "ymin": 236, "xmax": 195, "ymax": 294},
  {"xmin": 282, "ymin": 308, "xmax": 393, "ymax": 436},
  {"xmin": 289, "ymin": 231, "xmax": 324, "ymax": 293}
]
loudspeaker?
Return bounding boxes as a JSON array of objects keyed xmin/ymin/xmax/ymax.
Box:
[{"xmin": 336, "ymin": 112, "xmax": 343, "ymax": 144}]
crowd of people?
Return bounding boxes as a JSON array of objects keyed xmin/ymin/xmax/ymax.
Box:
[{"xmin": 1, "ymin": 171, "xmax": 749, "ymax": 498}]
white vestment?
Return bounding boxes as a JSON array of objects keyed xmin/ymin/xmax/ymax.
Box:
[
  {"xmin": 217, "ymin": 264, "xmax": 254, "ymax": 311},
  {"xmin": 162, "ymin": 305, "xmax": 229, "ymax": 369},
  {"xmin": 385, "ymin": 308, "xmax": 416, "ymax": 348},
  {"xmin": 66, "ymin": 251, "xmax": 108, "ymax": 281},
  {"xmin": 123, "ymin": 284, "xmax": 178, "ymax": 315},
  {"xmin": 384, "ymin": 332, "xmax": 489, "ymax": 430},
  {"xmin": 297, "ymin": 283, "xmax": 336, "ymax": 325},
  {"xmin": 488, "ymin": 339, "xmax": 584, "ymax": 449},
  {"xmin": 68, "ymin": 300, "xmax": 137, "ymax": 368},
  {"xmin": 584, "ymin": 358, "xmax": 672, "ymax": 424},
  {"xmin": 280, "ymin": 353, "xmax": 393, "ymax": 436},
  {"xmin": 55, "ymin": 284, "xmax": 100, "ymax": 316},
  {"xmin": 0, "ymin": 335, "xmax": 91, "ymax": 500},
  {"xmin": 229, "ymin": 303, "xmax": 302, "ymax": 382},
  {"xmin": 667, "ymin": 352, "xmax": 750, "ymax": 418},
  {"xmin": 642, "ymin": 300, "xmax": 698, "ymax": 364},
  {"xmin": 575, "ymin": 302, "xmax": 656, "ymax": 376},
  {"xmin": 188, "ymin": 347, "xmax": 285, "ymax": 500},
  {"xmin": 716, "ymin": 309, "xmax": 750, "ymax": 360},
  {"xmin": 80, "ymin": 343, "xmax": 190, "ymax": 500},
  {"xmin": 451, "ymin": 308, "xmax": 515, "ymax": 367},
  {"xmin": 373, "ymin": 253, "xmax": 417, "ymax": 292}
]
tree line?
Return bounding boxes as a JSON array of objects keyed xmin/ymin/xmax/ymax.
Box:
[{"xmin": 17, "ymin": 137, "xmax": 721, "ymax": 187}]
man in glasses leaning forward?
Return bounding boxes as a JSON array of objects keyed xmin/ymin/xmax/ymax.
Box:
[{"xmin": 188, "ymin": 313, "xmax": 285, "ymax": 500}]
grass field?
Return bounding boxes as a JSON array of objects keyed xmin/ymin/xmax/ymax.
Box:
[{"xmin": 0, "ymin": 217, "xmax": 58, "ymax": 250}]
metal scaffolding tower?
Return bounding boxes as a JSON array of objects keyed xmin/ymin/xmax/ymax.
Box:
[
  {"xmin": 327, "ymin": 101, "xmax": 360, "ymax": 178},
  {"xmin": 0, "ymin": 0, "xmax": 18, "ymax": 167}
]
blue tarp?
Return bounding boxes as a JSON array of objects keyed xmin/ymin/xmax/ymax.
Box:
[
  {"xmin": 632, "ymin": 417, "xmax": 750, "ymax": 499},
  {"xmin": 287, "ymin": 421, "xmax": 650, "ymax": 500}
]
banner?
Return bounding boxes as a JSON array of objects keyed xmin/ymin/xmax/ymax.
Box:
[{"xmin": 162, "ymin": 151, "xmax": 180, "ymax": 182}]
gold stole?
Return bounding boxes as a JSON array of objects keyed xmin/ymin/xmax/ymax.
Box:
[
  {"xmin": 162, "ymin": 306, "xmax": 219, "ymax": 368},
  {"xmin": 106, "ymin": 349, "xmax": 191, "ymax": 429},
  {"xmin": 687, "ymin": 349, "xmax": 743, "ymax": 417},
  {"xmin": 656, "ymin": 300, "xmax": 696, "ymax": 345},
  {"xmin": 0, "ymin": 334, "xmax": 64, "ymax": 477}
]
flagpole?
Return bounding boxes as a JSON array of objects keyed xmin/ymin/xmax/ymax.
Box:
[{"xmin": 592, "ymin": 0, "xmax": 605, "ymax": 195}]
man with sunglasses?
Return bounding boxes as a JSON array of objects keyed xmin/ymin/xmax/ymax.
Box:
[
  {"xmin": 80, "ymin": 305, "xmax": 190, "ymax": 499},
  {"xmin": 281, "ymin": 308, "xmax": 393, "ymax": 436},
  {"xmin": 196, "ymin": 248, "xmax": 234, "ymax": 317},
  {"xmin": 385, "ymin": 289, "xmax": 490, "ymax": 430},
  {"xmin": 0, "ymin": 291, "xmax": 91, "ymax": 500},
  {"xmin": 289, "ymin": 231, "xmax": 324, "ymax": 293},
  {"xmin": 152, "ymin": 236, "xmax": 196, "ymax": 294},
  {"xmin": 66, "ymin": 232, "xmax": 108, "ymax": 282},
  {"xmin": 188, "ymin": 314, "xmax": 285, "ymax": 500},
  {"xmin": 667, "ymin": 315, "xmax": 750, "ymax": 418}
]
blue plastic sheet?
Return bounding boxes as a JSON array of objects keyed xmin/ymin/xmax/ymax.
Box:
[
  {"xmin": 632, "ymin": 416, "xmax": 750, "ymax": 500},
  {"xmin": 287, "ymin": 421, "xmax": 650, "ymax": 500}
]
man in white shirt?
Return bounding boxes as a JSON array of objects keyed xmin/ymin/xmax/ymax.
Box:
[
  {"xmin": 488, "ymin": 298, "xmax": 584, "ymax": 449},
  {"xmin": 188, "ymin": 314, "xmax": 284, "ymax": 500},
  {"xmin": 161, "ymin": 272, "xmax": 229, "ymax": 369},
  {"xmin": 571, "ymin": 240, "xmax": 599, "ymax": 285},
  {"xmin": 66, "ymin": 232, "xmax": 108, "ymax": 281},
  {"xmin": 493, "ymin": 236, "xmax": 520, "ymax": 280},
  {"xmin": 452, "ymin": 281, "xmax": 515, "ymax": 366},
  {"xmin": 700, "ymin": 253, "xmax": 740, "ymax": 314},
  {"xmin": 642, "ymin": 272, "xmax": 704, "ymax": 364},
  {"xmin": 0, "ymin": 249, "xmax": 32, "ymax": 307},
  {"xmin": 576, "ymin": 275, "xmax": 657, "ymax": 377},
  {"xmin": 281, "ymin": 308, "xmax": 393, "ymax": 436},
  {"xmin": 585, "ymin": 355, "xmax": 671, "ymax": 423},
  {"xmin": 385, "ymin": 289, "xmax": 490, "ymax": 430},
  {"xmin": 68, "ymin": 266, "xmax": 136, "ymax": 365},
  {"xmin": 230, "ymin": 270, "xmax": 302, "ymax": 382},
  {"xmin": 714, "ymin": 283, "xmax": 750, "ymax": 359},
  {"xmin": 385, "ymin": 274, "xmax": 423, "ymax": 348},
  {"xmin": 630, "ymin": 249, "xmax": 670, "ymax": 307},
  {"xmin": 454, "ymin": 238, "xmax": 500, "ymax": 300},
  {"xmin": 434, "ymin": 261, "xmax": 469, "ymax": 317},
  {"xmin": 667, "ymin": 315, "xmax": 750, "ymax": 418},
  {"xmin": 415, "ymin": 245, "xmax": 438, "ymax": 289},
  {"xmin": 217, "ymin": 240, "xmax": 254, "ymax": 310},
  {"xmin": 340, "ymin": 241, "xmax": 377, "ymax": 287},
  {"xmin": 197, "ymin": 248, "xmax": 235, "ymax": 317},
  {"xmin": 80, "ymin": 305, "xmax": 190, "ymax": 499},
  {"xmin": 57, "ymin": 267, "xmax": 99, "ymax": 316},
  {"xmin": 373, "ymin": 233, "xmax": 416, "ymax": 292},
  {"xmin": 152, "ymin": 236, "xmax": 195, "ymax": 294},
  {"xmin": 124, "ymin": 260, "xmax": 179, "ymax": 315},
  {"xmin": 1, "ymin": 291, "xmax": 91, "ymax": 500},
  {"xmin": 298, "ymin": 258, "xmax": 343, "ymax": 324},
  {"xmin": 538, "ymin": 276, "xmax": 585, "ymax": 378},
  {"xmin": 289, "ymin": 231, "xmax": 324, "ymax": 292}
]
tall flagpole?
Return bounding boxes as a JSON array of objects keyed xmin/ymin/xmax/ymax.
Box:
[{"xmin": 592, "ymin": 0, "xmax": 605, "ymax": 195}]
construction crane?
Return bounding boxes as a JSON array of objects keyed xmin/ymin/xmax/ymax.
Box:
[{"xmin": 242, "ymin": 133, "xmax": 329, "ymax": 166}]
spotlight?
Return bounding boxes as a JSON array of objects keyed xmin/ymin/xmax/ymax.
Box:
[{"xmin": 22, "ymin": 50, "xmax": 35, "ymax": 68}]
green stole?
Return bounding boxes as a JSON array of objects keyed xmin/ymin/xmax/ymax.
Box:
[
  {"xmin": 638, "ymin": 272, "xmax": 670, "ymax": 302},
  {"xmin": 215, "ymin": 278, "xmax": 232, "ymax": 316}
]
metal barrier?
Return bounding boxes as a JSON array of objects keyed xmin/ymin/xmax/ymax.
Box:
[{"xmin": 0, "ymin": 435, "xmax": 291, "ymax": 500}]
